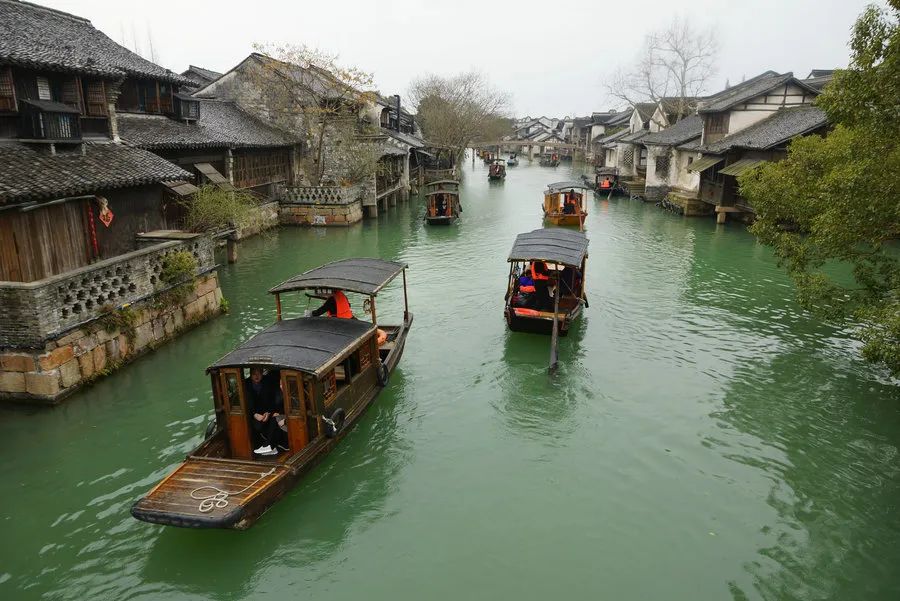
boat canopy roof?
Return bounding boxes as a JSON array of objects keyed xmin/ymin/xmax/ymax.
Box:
[
  {"xmin": 424, "ymin": 179, "xmax": 459, "ymax": 188},
  {"xmin": 425, "ymin": 189, "xmax": 459, "ymax": 196},
  {"xmin": 508, "ymin": 228, "xmax": 589, "ymax": 267},
  {"xmin": 208, "ymin": 317, "xmax": 375, "ymax": 377},
  {"xmin": 269, "ymin": 258, "xmax": 407, "ymax": 296},
  {"xmin": 546, "ymin": 180, "xmax": 590, "ymax": 192}
]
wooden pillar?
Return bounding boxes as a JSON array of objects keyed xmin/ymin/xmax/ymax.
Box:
[
  {"xmin": 716, "ymin": 210, "xmax": 726, "ymax": 224},
  {"xmin": 227, "ymin": 237, "xmax": 238, "ymax": 263}
]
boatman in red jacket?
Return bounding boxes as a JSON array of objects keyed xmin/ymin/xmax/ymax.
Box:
[{"xmin": 312, "ymin": 289, "xmax": 354, "ymax": 319}]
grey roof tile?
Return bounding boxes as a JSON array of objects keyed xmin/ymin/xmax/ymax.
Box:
[
  {"xmin": 117, "ymin": 99, "xmax": 299, "ymax": 150},
  {"xmin": 698, "ymin": 71, "xmax": 819, "ymax": 113},
  {"xmin": 698, "ymin": 106, "xmax": 828, "ymax": 154},
  {"xmin": 0, "ymin": 142, "xmax": 191, "ymax": 203},
  {"xmin": 0, "ymin": 0, "xmax": 190, "ymax": 83},
  {"xmin": 642, "ymin": 114, "xmax": 703, "ymax": 146}
]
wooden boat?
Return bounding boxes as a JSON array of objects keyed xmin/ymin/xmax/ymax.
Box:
[
  {"xmin": 504, "ymin": 229, "xmax": 589, "ymax": 370},
  {"xmin": 507, "ymin": 153, "xmax": 519, "ymax": 166},
  {"xmin": 594, "ymin": 167, "xmax": 623, "ymax": 196},
  {"xmin": 488, "ymin": 159, "xmax": 507, "ymax": 180},
  {"xmin": 539, "ymin": 152, "xmax": 560, "ymax": 167},
  {"xmin": 131, "ymin": 259, "xmax": 413, "ymax": 529},
  {"xmin": 542, "ymin": 181, "xmax": 589, "ymax": 228},
  {"xmin": 424, "ymin": 187, "xmax": 461, "ymax": 225}
]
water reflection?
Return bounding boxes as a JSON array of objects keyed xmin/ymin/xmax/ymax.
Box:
[{"xmin": 493, "ymin": 319, "xmax": 587, "ymax": 443}]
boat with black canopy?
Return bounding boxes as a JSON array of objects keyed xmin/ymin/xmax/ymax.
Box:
[
  {"xmin": 131, "ymin": 258, "xmax": 412, "ymax": 530},
  {"xmin": 507, "ymin": 153, "xmax": 519, "ymax": 166},
  {"xmin": 539, "ymin": 152, "xmax": 560, "ymax": 167},
  {"xmin": 542, "ymin": 181, "xmax": 589, "ymax": 229},
  {"xmin": 488, "ymin": 158, "xmax": 507, "ymax": 180},
  {"xmin": 424, "ymin": 186, "xmax": 461, "ymax": 225},
  {"xmin": 504, "ymin": 228, "xmax": 589, "ymax": 371}
]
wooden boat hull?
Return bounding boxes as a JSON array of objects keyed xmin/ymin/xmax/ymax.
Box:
[
  {"xmin": 543, "ymin": 212, "xmax": 586, "ymax": 227},
  {"xmin": 425, "ymin": 216, "xmax": 457, "ymax": 225},
  {"xmin": 505, "ymin": 306, "xmax": 579, "ymax": 335},
  {"xmin": 131, "ymin": 315, "xmax": 412, "ymax": 530},
  {"xmin": 488, "ymin": 174, "xmax": 505, "ymax": 180}
]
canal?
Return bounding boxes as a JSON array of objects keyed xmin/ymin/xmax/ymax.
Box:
[{"xmin": 1, "ymin": 156, "xmax": 899, "ymax": 601}]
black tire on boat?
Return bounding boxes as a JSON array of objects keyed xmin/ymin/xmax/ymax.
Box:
[
  {"xmin": 204, "ymin": 418, "xmax": 216, "ymax": 440},
  {"xmin": 324, "ymin": 408, "xmax": 346, "ymax": 438},
  {"xmin": 377, "ymin": 362, "xmax": 390, "ymax": 387}
]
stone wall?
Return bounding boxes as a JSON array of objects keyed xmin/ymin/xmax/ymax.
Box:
[
  {"xmin": 0, "ymin": 272, "xmax": 223, "ymax": 404},
  {"xmin": 667, "ymin": 191, "xmax": 715, "ymax": 217},
  {"xmin": 644, "ymin": 185, "xmax": 670, "ymax": 203},
  {"xmin": 235, "ymin": 200, "xmax": 280, "ymax": 239},
  {"xmin": 279, "ymin": 184, "xmax": 364, "ymax": 226},
  {"xmin": 0, "ymin": 236, "xmax": 215, "ymax": 349}
]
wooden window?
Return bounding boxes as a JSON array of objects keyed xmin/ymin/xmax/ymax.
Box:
[
  {"xmin": 222, "ymin": 370, "xmax": 243, "ymax": 413},
  {"xmin": 655, "ymin": 153, "xmax": 670, "ymax": 177},
  {"xmin": 359, "ymin": 340, "xmax": 372, "ymax": 370},
  {"xmin": 61, "ymin": 78, "xmax": 81, "ymax": 112},
  {"xmin": 285, "ymin": 374, "xmax": 302, "ymax": 413},
  {"xmin": 0, "ymin": 67, "xmax": 16, "ymax": 112},
  {"xmin": 706, "ymin": 113, "xmax": 729, "ymax": 135},
  {"xmin": 323, "ymin": 370, "xmax": 337, "ymax": 407},
  {"xmin": 83, "ymin": 81, "xmax": 107, "ymax": 116},
  {"xmin": 36, "ymin": 76, "xmax": 51, "ymax": 100},
  {"xmin": 234, "ymin": 150, "xmax": 291, "ymax": 188}
]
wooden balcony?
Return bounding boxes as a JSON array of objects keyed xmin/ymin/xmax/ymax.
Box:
[{"xmin": 19, "ymin": 99, "xmax": 81, "ymax": 141}]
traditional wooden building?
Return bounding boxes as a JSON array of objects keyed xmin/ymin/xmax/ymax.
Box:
[
  {"xmin": 180, "ymin": 65, "xmax": 223, "ymax": 92},
  {"xmin": 686, "ymin": 71, "xmax": 824, "ymax": 222},
  {"xmin": 641, "ymin": 114, "xmax": 704, "ymax": 206},
  {"xmin": 117, "ymin": 97, "xmax": 303, "ymax": 222},
  {"xmin": 0, "ymin": 0, "xmax": 223, "ymax": 403}
]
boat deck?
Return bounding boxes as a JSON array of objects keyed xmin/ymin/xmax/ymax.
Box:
[{"xmin": 131, "ymin": 457, "xmax": 291, "ymax": 528}]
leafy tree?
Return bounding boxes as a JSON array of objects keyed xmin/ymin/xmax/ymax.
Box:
[
  {"xmin": 181, "ymin": 185, "xmax": 272, "ymax": 235},
  {"xmin": 739, "ymin": 2, "xmax": 900, "ymax": 376}
]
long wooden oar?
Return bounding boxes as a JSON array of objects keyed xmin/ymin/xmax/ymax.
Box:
[{"xmin": 549, "ymin": 277, "xmax": 561, "ymax": 374}]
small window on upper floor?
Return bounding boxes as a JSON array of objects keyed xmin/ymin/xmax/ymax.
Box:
[
  {"xmin": 0, "ymin": 67, "xmax": 16, "ymax": 112},
  {"xmin": 175, "ymin": 95, "xmax": 200, "ymax": 121}
]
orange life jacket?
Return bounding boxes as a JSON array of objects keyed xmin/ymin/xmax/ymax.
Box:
[
  {"xmin": 530, "ymin": 262, "xmax": 550, "ymax": 281},
  {"xmin": 600, "ymin": 178, "xmax": 611, "ymax": 189},
  {"xmin": 327, "ymin": 291, "xmax": 353, "ymax": 319}
]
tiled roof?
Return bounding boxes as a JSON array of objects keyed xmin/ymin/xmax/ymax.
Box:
[
  {"xmin": 118, "ymin": 99, "xmax": 299, "ymax": 150},
  {"xmin": 620, "ymin": 129, "xmax": 649, "ymax": 143},
  {"xmin": 184, "ymin": 65, "xmax": 222, "ymax": 83},
  {"xmin": 642, "ymin": 114, "xmax": 703, "ymax": 146},
  {"xmin": 634, "ymin": 103, "xmax": 656, "ymax": 122},
  {"xmin": 383, "ymin": 128, "xmax": 425, "ymax": 148},
  {"xmin": 803, "ymin": 74, "xmax": 833, "ymax": 91},
  {"xmin": 605, "ymin": 110, "xmax": 633, "ymax": 126},
  {"xmin": 0, "ymin": 0, "xmax": 190, "ymax": 84},
  {"xmin": 0, "ymin": 142, "xmax": 191, "ymax": 203},
  {"xmin": 698, "ymin": 106, "xmax": 828, "ymax": 154},
  {"xmin": 698, "ymin": 71, "xmax": 819, "ymax": 113},
  {"xmin": 597, "ymin": 128, "xmax": 629, "ymax": 145}
]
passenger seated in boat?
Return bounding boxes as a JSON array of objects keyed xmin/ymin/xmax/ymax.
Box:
[
  {"xmin": 512, "ymin": 269, "xmax": 536, "ymax": 308},
  {"xmin": 246, "ymin": 368, "xmax": 287, "ymax": 453},
  {"xmin": 563, "ymin": 193, "xmax": 577, "ymax": 214},
  {"xmin": 436, "ymin": 195, "xmax": 448, "ymax": 216},
  {"xmin": 312, "ymin": 289, "xmax": 354, "ymax": 319}
]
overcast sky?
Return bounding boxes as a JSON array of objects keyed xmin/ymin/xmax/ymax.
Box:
[{"xmin": 40, "ymin": 0, "xmax": 877, "ymax": 117}]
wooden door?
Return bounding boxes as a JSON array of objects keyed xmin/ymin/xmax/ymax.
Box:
[
  {"xmin": 281, "ymin": 371, "xmax": 309, "ymax": 452},
  {"xmin": 220, "ymin": 369, "xmax": 251, "ymax": 459}
]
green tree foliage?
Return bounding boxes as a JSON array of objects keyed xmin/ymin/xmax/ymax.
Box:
[{"xmin": 739, "ymin": 2, "xmax": 900, "ymax": 375}]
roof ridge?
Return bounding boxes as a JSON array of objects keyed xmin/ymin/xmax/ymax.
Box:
[{"xmin": 1, "ymin": 0, "xmax": 90, "ymax": 24}]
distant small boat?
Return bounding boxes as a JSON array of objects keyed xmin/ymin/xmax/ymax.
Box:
[
  {"xmin": 507, "ymin": 153, "xmax": 519, "ymax": 166},
  {"xmin": 542, "ymin": 181, "xmax": 588, "ymax": 228},
  {"xmin": 424, "ymin": 180, "xmax": 461, "ymax": 225},
  {"xmin": 539, "ymin": 152, "xmax": 560, "ymax": 167}
]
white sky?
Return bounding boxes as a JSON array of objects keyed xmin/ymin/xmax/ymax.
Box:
[{"xmin": 38, "ymin": 0, "xmax": 876, "ymax": 117}]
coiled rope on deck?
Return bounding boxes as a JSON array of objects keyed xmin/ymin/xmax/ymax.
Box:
[{"xmin": 190, "ymin": 467, "xmax": 276, "ymax": 513}]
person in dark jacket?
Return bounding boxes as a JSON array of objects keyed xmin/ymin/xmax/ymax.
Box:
[{"xmin": 246, "ymin": 368, "xmax": 286, "ymax": 453}]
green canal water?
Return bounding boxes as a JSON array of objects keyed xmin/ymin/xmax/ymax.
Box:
[{"xmin": 2, "ymin": 157, "xmax": 899, "ymax": 601}]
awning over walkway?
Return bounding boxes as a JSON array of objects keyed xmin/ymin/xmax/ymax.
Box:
[
  {"xmin": 194, "ymin": 162, "xmax": 233, "ymax": 190},
  {"xmin": 687, "ymin": 155, "xmax": 723, "ymax": 172},
  {"xmin": 719, "ymin": 158, "xmax": 768, "ymax": 177}
]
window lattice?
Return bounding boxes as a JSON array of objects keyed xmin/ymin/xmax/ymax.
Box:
[
  {"xmin": 623, "ymin": 148, "xmax": 634, "ymax": 166},
  {"xmin": 655, "ymin": 153, "xmax": 671, "ymax": 177},
  {"xmin": 83, "ymin": 81, "xmax": 107, "ymax": 116},
  {"xmin": 234, "ymin": 150, "xmax": 291, "ymax": 188},
  {"xmin": 0, "ymin": 67, "xmax": 15, "ymax": 112}
]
